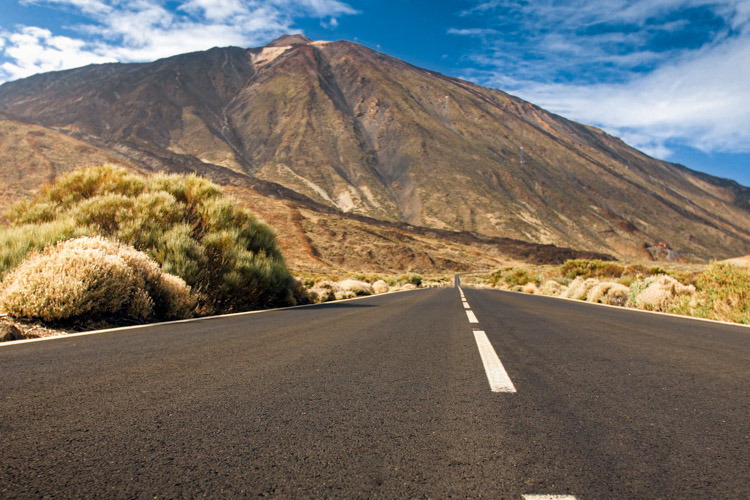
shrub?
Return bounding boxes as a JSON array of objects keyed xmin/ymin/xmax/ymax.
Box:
[
  {"xmin": 508, "ymin": 268, "xmax": 534, "ymax": 287},
  {"xmin": 337, "ymin": 279, "xmax": 374, "ymax": 296},
  {"xmin": 604, "ymin": 284, "xmax": 630, "ymax": 306},
  {"xmin": 541, "ymin": 280, "xmax": 564, "ymax": 296},
  {"xmin": 587, "ymin": 281, "xmax": 630, "ymax": 306},
  {"xmin": 617, "ymin": 274, "xmax": 636, "ymax": 287},
  {"xmin": 3, "ymin": 166, "xmax": 299, "ymax": 314},
  {"xmin": 309, "ymin": 280, "xmax": 338, "ymax": 303},
  {"xmin": 0, "ymin": 237, "xmax": 194, "ymax": 324},
  {"xmin": 403, "ymin": 273, "xmax": 422, "ymax": 287},
  {"xmin": 488, "ymin": 267, "xmax": 539, "ymax": 288},
  {"xmin": 673, "ymin": 263, "xmax": 750, "ymax": 324},
  {"xmin": 623, "ymin": 263, "xmax": 650, "ymax": 277},
  {"xmin": 561, "ymin": 259, "xmax": 623, "ymax": 280},
  {"xmin": 630, "ymin": 274, "xmax": 696, "ymax": 312},
  {"xmin": 563, "ymin": 277, "xmax": 600, "ymax": 300},
  {"xmin": 0, "ymin": 219, "xmax": 90, "ymax": 278},
  {"xmin": 372, "ymin": 280, "xmax": 389, "ymax": 294}
]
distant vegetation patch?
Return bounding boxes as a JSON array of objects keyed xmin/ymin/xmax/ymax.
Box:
[
  {"xmin": 467, "ymin": 259, "xmax": 750, "ymax": 325},
  {"xmin": 297, "ymin": 272, "xmax": 448, "ymax": 303},
  {"xmin": 0, "ymin": 166, "xmax": 303, "ymax": 321},
  {"xmin": 671, "ymin": 262, "xmax": 750, "ymax": 324}
]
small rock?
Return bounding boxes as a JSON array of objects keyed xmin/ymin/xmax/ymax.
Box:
[{"xmin": 0, "ymin": 323, "xmax": 25, "ymax": 342}]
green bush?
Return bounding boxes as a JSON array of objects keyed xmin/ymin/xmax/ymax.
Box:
[
  {"xmin": 3, "ymin": 166, "xmax": 302, "ymax": 314},
  {"xmin": 0, "ymin": 219, "xmax": 90, "ymax": 278},
  {"xmin": 488, "ymin": 267, "xmax": 539, "ymax": 288},
  {"xmin": 0, "ymin": 237, "xmax": 194, "ymax": 323},
  {"xmin": 560, "ymin": 259, "xmax": 623, "ymax": 280},
  {"xmin": 405, "ymin": 273, "xmax": 422, "ymax": 287},
  {"xmin": 673, "ymin": 262, "xmax": 750, "ymax": 324}
]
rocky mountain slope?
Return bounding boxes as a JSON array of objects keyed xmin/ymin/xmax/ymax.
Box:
[
  {"xmin": 1, "ymin": 34, "xmax": 749, "ymax": 261},
  {"xmin": 0, "ymin": 118, "xmax": 609, "ymax": 273}
]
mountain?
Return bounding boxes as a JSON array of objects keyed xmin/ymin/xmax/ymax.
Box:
[
  {"xmin": 1, "ymin": 35, "xmax": 749, "ymax": 261},
  {"xmin": 0, "ymin": 117, "xmax": 135, "ymax": 217},
  {"xmin": 0, "ymin": 117, "xmax": 609, "ymax": 273}
]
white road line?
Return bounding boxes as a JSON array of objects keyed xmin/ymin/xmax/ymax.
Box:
[
  {"xmin": 466, "ymin": 310, "xmax": 479, "ymax": 323},
  {"xmin": 0, "ymin": 287, "xmax": 429, "ymax": 347},
  {"xmin": 472, "ymin": 330, "xmax": 516, "ymax": 393},
  {"xmin": 522, "ymin": 495, "xmax": 577, "ymax": 500},
  {"xmin": 463, "ymin": 302, "xmax": 471, "ymax": 309}
]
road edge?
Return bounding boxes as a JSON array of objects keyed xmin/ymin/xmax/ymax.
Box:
[
  {"xmin": 0, "ymin": 287, "xmax": 435, "ymax": 347},
  {"xmin": 474, "ymin": 286, "xmax": 750, "ymax": 330}
]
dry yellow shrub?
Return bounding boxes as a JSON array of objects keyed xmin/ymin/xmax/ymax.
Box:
[
  {"xmin": 0, "ymin": 237, "xmax": 194, "ymax": 323},
  {"xmin": 540, "ymin": 280, "xmax": 564, "ymax": 296},
  {"xmin": 587, "ymin": 281, "xmax": 630, "ymax": 306},
  {"xmin": 564, "ymin": 277, "xmax": 600, "ymax": 300},
  {"xmin": 631, "ymin": 274, "xmax": 696, "ymax": 312}
]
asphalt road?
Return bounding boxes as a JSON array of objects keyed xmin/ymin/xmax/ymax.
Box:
[{"xmin": 1, "ymin": 287, "xmax": 748, "ymax": 498}]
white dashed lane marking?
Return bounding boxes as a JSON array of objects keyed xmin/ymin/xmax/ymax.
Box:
[
  {"xmin": 522, "ymin": 495, "xmax": 578, "ymax": 500},
  {"xmin": 472, "ymin": 330, "xmax": 516, "ymax": 393},
  {"xmin": 459, "ymin": 287, "xmax": 573, "ymax": 497}
]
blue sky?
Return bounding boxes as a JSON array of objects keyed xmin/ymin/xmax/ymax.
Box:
[{"xmin": 1, "ymin": 0, "xmax": 748, "ymax": 186}]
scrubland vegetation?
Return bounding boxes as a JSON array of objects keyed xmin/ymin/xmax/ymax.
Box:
[
  {"xmin": 6, "ymin": 166, "xmax": 744, "ymax": 335},
  {"xmin": 0, "ymin": 166, "xmax": 443, "ymax": 338},
  {"xmin": 1, "ymin": 237, "xmax": 194, "ymax": 323},
  {"xmin": 0, "ymin": 166, "xmax": 301, "ymax": 328},
  {"xmin": 465, "ymin": 259, "xmax": 750, "ymax": 324},
  {"xmin": 298, "ymin": 272, "xmax": 447, "ymax": 302}
]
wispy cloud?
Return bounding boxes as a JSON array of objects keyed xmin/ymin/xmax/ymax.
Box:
[
  {"xmin": 1, "ymin": 0, "xmax": 357, "ymax": 82},
  {"xmin": 0, "ymin": 26, "xmax": 115, "ymax": 79},
  {"xmin": 447, "ymin": 28, "xmax": 498, "ymax": 36},
  {"xmin": 454, "ymin": 0, "xmax": 750, "ymax": 157}
]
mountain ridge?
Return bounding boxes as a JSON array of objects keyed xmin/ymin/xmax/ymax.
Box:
[{"xmin": 1, "ymin": 36, "xmax": 749, "ymax": 261}]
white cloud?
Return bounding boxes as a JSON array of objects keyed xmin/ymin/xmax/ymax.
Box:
[
  {"xmin": 21, "ymin": 0, "xmax": 113, "ymax": 16},
  {"xmin": 0, "ymin": 26, "xmax": 115, "ymax": 78},
  {"xmin": 320, "ymin": 16, "xmax": 339, "ymax": 29},
  {"xmin": 1, "ymin": 0, "xmax": 358, "ymax": 82},
  {"xmin": 483, "ymin": 37, "xmax": 750, "ymax": 156},
  {"xmin": 180, "ymin": 0, "xmax": 246, "ymax": 22},
  {"xmin": 447, "ymin": 28, "xmax": 498, "ymax": 36},
  {"xmin": 272, "ymin": 0, "xmax": 357, "ymax": 17},
  {"xmin": 457, "ymin": 0, "xmax": 750, "ymax": 157}
]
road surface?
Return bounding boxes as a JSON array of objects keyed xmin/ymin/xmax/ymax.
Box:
[{"xmin": 1, "ymin": 287, "xmax": 748, "ymax": 498}]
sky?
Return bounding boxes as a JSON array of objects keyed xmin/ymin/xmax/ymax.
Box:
[{"xmin": 0, "ymin": 0, "xmax": 748, "ymax": 186}]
